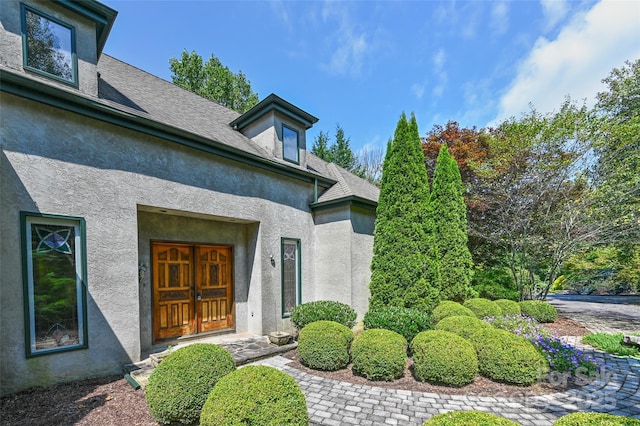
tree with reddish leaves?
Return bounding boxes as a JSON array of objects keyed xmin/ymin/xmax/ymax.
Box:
[{"xmin": 422, "ymin": 121, "xmax": 491, "ymax": 186}]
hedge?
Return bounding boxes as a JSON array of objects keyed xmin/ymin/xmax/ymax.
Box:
[
  {"xmin": 297, "ymin": 320, "xmax": 353, "ymax": 371},
  {"xmin": 290, "ymin": 300, "xmax": 357, "ymax": 330},
  {"xmin": 411, "ymin": 330, "xmax": 478, "ymax": 386},
  {"xmin": 351, "ymin": 329, "xmax": 407, "ymax": 381}
]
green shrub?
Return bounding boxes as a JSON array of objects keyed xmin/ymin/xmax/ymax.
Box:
[
  {"xmin": 297, "ymin": 320, "xmax": 353, "ymax": 371},
  {"xmin": 351, "ymin": 329, "xmax": 407, "ymax": 381},
  {"xmin": 518, "ymin": 300, "xmax": 558, "ymax": 323},
  {"xmin": 463, "ymin": 298, "xmax": 503, "ymax": 319},
  {"xmin": 411, "ymin": 330, "xmax": 478, "ymax": 386},
  {"xmin": 470, "ymin": 328, "xmax": 548, "ymax": 385},
  {"xmin": 553, "ymin": 412, "xmax": 640, "ymax": 425},
  {"xmin": 434, "ymin": 315, "xmax": 492, "ymax": 341},
  {"xmin": 290, "ymin": 300, "xmax": 357, "ymax": 330},
  {"xmin": 363, "ymin": 306, "xmax": 431, "ymax": 343},
  {"xmin": 431, "ymin": 301, "xmax": 475, "ymax": 324},
  {"xmin": 582, "ymin": 332, "xmax": 639, "ymax": 357},
  {"xmin": 200, "ymin": 366, "xmax": 308, "ymax": 426},
  {"xmin": 424, "ymin": 410, "xmax": 519, "ymax": 425},
  {"xmin": 471, "ymin": 267, "xmax": 520, "ymax": 301},
  {"xmin": 493, "ymin": 299, "xmax": 521, "ymax": 315},
  {"xmin": 145, "ymin": 343, "xmax": 236, "ymax": 425}
]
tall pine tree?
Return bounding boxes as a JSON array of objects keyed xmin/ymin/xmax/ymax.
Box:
[
  {"xmin": 369, "ymin": 113, "xmax": 440, "ymax": 312},
  {"xmin": 431, "ymin": 144, "xmax": 474, "ymax": 302}
]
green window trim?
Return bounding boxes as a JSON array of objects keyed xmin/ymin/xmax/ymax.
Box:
[
  {"xmin": 281, "ymin": 238, "xmax": 301, "ymax": 318},
  {"xmin": 282, "ymin": 124, "xmax": 300, "ymax": 164},
  {"xmin": 21, "ymin": 3, "xmax": 78, "ymax": 87},
  {"xmin": 21, "ymin": 212, "xmax": 88, "ymax": 357}
]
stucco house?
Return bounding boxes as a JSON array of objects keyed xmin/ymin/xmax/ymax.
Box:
[{"xmin": 0, "ymin": 0, "xmax": 378, "ymax": 395}]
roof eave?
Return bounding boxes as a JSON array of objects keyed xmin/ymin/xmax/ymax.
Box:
[
  {"xmin": 53, "ymin": 0, "xmax": 118, "ymax": 57},
  {"xmin": 310, "ymin": 196, "xmax": 378, "ymax": 213},
  {"xmin": 230, "ymin": 93, "xmax": 319, "ymax": 130},
  {"xmin": 0, "ymin": 68, "xmax": 336, "ymax": 188}
]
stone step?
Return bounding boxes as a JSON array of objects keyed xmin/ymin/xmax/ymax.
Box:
[{"xmin": 123, "ymin": 337, "xmax": 297, "ymax": 390}]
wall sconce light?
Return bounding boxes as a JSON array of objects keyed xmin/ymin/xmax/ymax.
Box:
[
  {"xmin": 138, "ymin": 263, "xmax": 148, "ymax": 285},
  {"xmin": 270, "ymin": 255, "xmax": 276, "ymax": 267}
]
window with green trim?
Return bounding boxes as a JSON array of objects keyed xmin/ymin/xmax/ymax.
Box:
[
  {"xmin": 21, "ymin": 213, "xmax": 88, "ymax": 356},
  {"xmin": 21, "ymin": 4, "xmax": 77, "ymax": 85},
  {"xmin": 281, "ymin": 238, "xmax": 301, "ymax": 317},
  {"xmin": 282, "ymin": 125, "xmax": 299, "ymax": 164}
]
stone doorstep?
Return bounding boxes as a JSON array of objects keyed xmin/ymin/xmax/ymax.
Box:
[{"xmin": 123, "ymin": 338, "xmax": 297, "ymax": 390}]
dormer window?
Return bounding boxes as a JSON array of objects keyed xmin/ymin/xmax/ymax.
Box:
[
  {"xmin": 22, "ymin": 4, "xmax": 77, "ymax": 86},
  {"xmin": 283, "ymin": 125, "xmax": 299, "ymax": 164}
]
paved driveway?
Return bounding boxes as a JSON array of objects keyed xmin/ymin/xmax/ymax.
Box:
[{"xmin": 546, "ymin": 294, "xmax": 640, "ymax": 334}]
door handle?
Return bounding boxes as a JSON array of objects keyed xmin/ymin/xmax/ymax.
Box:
[{"xmin": 196, "ymin": 291, "xmax": 202, "ymax": 301}]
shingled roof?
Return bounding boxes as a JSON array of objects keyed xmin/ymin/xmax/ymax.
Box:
[{"xmin": 96, "ymin": 54, "xmax": 379, "ymax": 209}]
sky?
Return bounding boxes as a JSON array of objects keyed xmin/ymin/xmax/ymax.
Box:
[{"xmin": 101, "ymin": 0, "xmax": 640, "ymax": 153}]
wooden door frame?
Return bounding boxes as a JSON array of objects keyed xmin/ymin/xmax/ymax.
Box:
[{"xmin": 150, "ymin": 240, "xmax": 235, "ymax": 342}]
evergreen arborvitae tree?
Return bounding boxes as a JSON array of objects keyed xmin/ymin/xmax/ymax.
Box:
[
  {"xmin": 369, "ymin": 113, "xmax": 440, "ymax": 313},
  {"xmin": 431, "ymin": 144, "xmax": 474, "ymax": 302}
]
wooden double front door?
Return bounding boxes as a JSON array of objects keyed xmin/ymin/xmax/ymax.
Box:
[{"xmin": 152, "ymin": 243, "xmax": 233, "ymax": 341}]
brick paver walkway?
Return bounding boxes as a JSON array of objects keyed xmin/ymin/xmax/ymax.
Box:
[{"xmin": 252, "ymin": 342, "xmax": 640, "ymax": 425}]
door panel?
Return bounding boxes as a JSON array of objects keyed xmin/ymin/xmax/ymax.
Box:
[
  {"xmin": 153, "ymin": 244, "xmax": 195, "ymax": 340},
  {"xmin": 153, "ymin": 243, "xmax": 234, "ymax": 341},
  {"xmin": 196, "ymin": 246, "xmax": 234, "ymax": 332}
]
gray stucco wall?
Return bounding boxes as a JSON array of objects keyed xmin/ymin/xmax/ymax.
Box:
[
  {"xmin": 313, "ymin": 206, "xmax": 375, "ymax": 320},
  {"xmin": 0, "ymin": 93, "xmax": 332, "ymax": 394}
]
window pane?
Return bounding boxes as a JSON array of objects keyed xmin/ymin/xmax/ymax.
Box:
[
  {"xmin": 283, "ymin": 126, "xmax": 299, "ymax": 163},
  {"xmin": 30, "ymin": 223, "xmax": 80, "ymax": 350},
  {"xmin": 282, "ymin": 240, "xmax": 299, "ymax": 315},
  {"xmin": 25, "ymin": 9, "xmax": 74, "ymax": 82}
]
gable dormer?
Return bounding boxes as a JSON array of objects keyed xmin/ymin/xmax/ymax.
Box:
[
  {"xmin": 0, "ymin": 0, "xmax": 116, "ymax": 96},
  {"xmin": 230, "ymin": 94, "xmax": 319, "ymax": 168}
]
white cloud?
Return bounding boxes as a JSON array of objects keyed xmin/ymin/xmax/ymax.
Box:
[
  {"xmin": 492, "ymin": 0, "xmax": 640, "ymax": 124},
  {"xmin": 431, "ymin": 48, "xmax": 448, "ymax": 98},
  {"xmin": 320, "ymin": 3, "xmax": 371, "ymax": 77},
  {"xmin": 490, "ymin": 1, "xmax": 509, "ymax": 35},
  {"xmin": 270, "ymin": 0, "xmax": 292, "ymax": 31},
  {"xmin": 412, "ymin": 83, "xmax": 425, "ymax": 100},
  {"xmin": 540, "ymin": 0, "xmax": 569, "ymax": 32},
  {"xmin": 433, "ymin": 48, "xmax": 446, "ymax": 70}
]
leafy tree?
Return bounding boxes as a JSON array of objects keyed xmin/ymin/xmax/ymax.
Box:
[
  {"xmin": 422, "ymin": 121, "xmax": 491, "ymax": 184},
  {"xmin": 169, "ymin": 50, "xmax": 259, "ymax": 113},
  {"xmin": 431, "ymin": 144, "xmax": 474, "ymax": 302},
  {"xmin": 369, "ymin": 113, "xmax": 440, "ymax": 313}
]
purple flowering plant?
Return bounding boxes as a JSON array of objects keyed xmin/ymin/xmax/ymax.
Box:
[{"xmin": 484, "ymin": 314, "xmax": 598, "ymax": 376}]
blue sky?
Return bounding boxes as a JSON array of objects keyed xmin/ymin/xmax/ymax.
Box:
[{"xmin": 102, "ymin": 0, "xmax": 640, "ymax": 153}]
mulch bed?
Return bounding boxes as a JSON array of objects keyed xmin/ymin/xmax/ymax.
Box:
[{"xmin": 0, "ymin": 316, "xmax": 593, "ymax": 425}]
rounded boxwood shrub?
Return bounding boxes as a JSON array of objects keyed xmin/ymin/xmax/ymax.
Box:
[
  {"xmin": 411, "ymin": 330, "xmax": 478, "ymax": 386},
  {"xmin": 363, "ymin": 306, "xmax": 431, "ymax": 343},
  {"xmin": 434, "ymin": 315, "xmax": 492, "ymax": 341},
  {"xmin": 424, "ymin": 410, "xmax": 519, "ymax": 425},
  {"xmin": 431, "ymin": 301, "xmax": 475, "ymax": 324},
  {"xmin": 200, "ymin": 365, "xmax": 308, "ymax": 426},
  {"xmin": 493, "ymin": 299, "xmax": 521, "ymax": 316},
  {"xmin": 297, "ymin": 320, "xmax": 353, "ymax": 371},
  {"xmin": 351, "ymin": 329, "xmax": 407, "ymax": 381},
  {"xmin": 463, "ymin": 298, "xmax": 503, "ymax": 319},
  {"xmin": 553, "ymin": 412, "xmax": 640, "ymax": 425},
  {"xmin": 470, "ymin": 328, "xmax": 548, "ymax": 385},
  {"xmin": 145, "ymin": 343, "xmax": 236, "ymax": 425},
  {"xmin": 518, "ymin": 300, "xmax": 558, "ymax": 323},
  {"xmin": 290, "ymin": 300, "xmax": 357, "ymax": 330}
]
